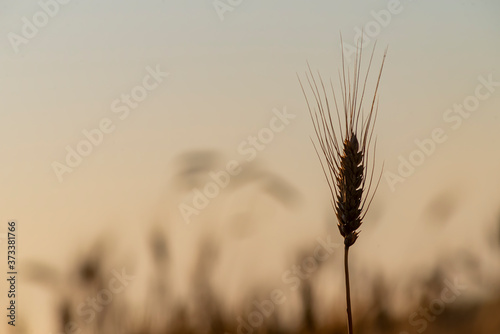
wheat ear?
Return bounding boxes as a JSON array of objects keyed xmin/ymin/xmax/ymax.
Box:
[{"xmin": 299, "ymin": 38, "xmax": 387, "ymax": 334}]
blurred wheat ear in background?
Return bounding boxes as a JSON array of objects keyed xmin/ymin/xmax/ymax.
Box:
[{"xmin": 299, "ymin": 38, "xmax": 387, "ymax": 334}]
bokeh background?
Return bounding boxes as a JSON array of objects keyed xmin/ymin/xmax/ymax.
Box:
[{"xmin": 1, "ymin": 0, "xmax": 500, "ymax": 333}]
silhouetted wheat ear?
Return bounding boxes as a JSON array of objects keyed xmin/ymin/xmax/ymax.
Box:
[
  {"xmin": 337, "ymin": 133, "xmax": 363, "ymax": 247},
  {"xmin": 299, "ymin": 38, "xmax": 387, "ymax": 334},
  {"xmin": 299, "ymin": 39, "xmax": 387, "ymax": 248}
]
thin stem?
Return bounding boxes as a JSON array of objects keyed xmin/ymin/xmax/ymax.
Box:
[{"xmin": 344, "ymin": 245, "xmax": 353, "ymax": 334}]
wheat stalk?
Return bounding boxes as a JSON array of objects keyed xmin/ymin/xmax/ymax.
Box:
[{"xmin": 299, "ymin": 37, "xmax": 387, "ymax": 334}]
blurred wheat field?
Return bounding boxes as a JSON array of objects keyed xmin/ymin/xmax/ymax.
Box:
[{"xmin": 6, "ymin": 151, "xmax": 498, "ymax": 334}]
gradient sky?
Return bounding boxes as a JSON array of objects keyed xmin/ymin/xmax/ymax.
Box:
[{"xmin": 0, "ymin": 1, "xmax": 500, "ymax": 332}]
